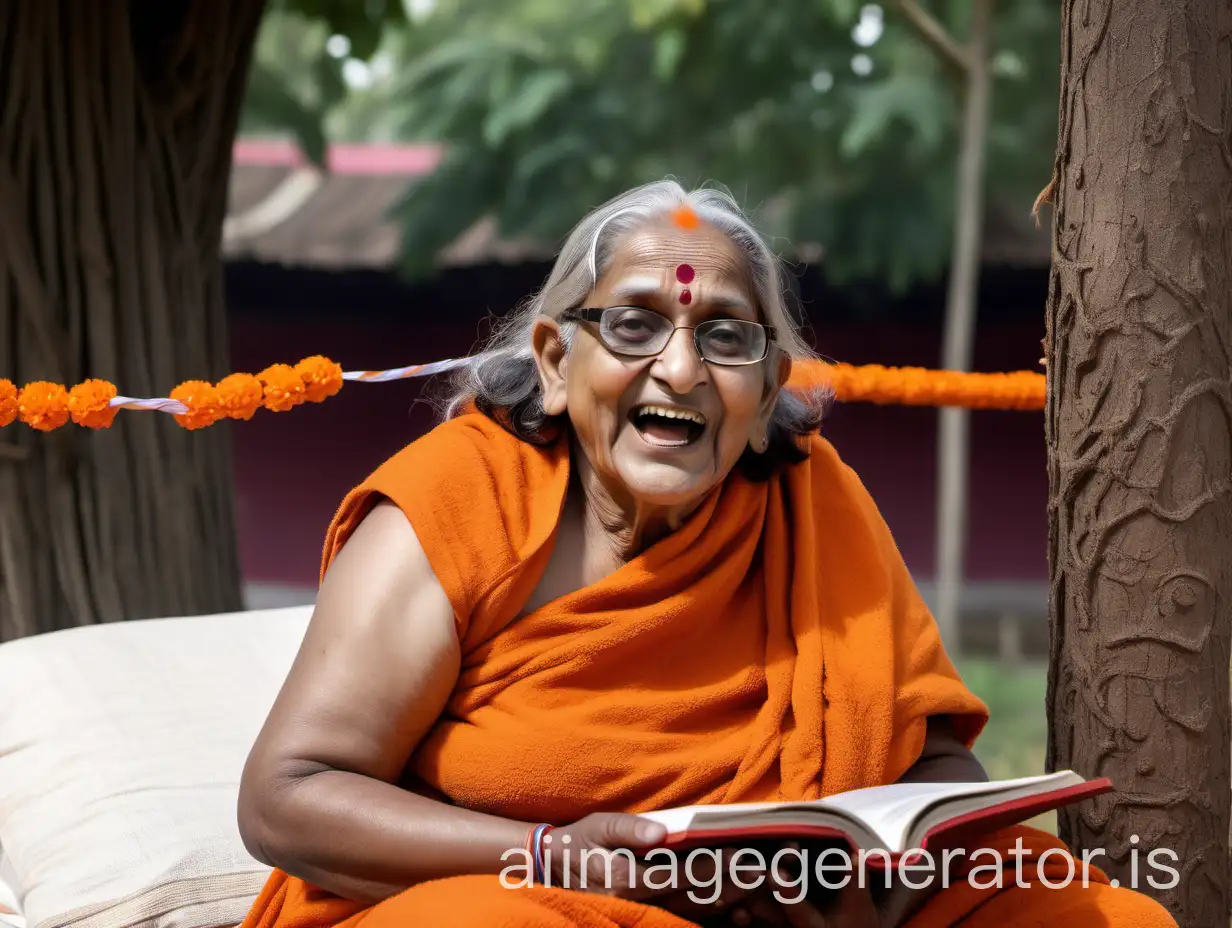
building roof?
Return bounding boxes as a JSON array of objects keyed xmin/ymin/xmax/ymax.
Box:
[{"xmin": 223, "ymin": 139, "xmax": 1051, "ymax": 271}]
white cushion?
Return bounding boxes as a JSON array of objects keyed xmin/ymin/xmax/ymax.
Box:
[
  {"xmin": 0, "ymin": 606, "xmax": 312, "ymax": 928},
  {"xmin": 0, "ymin": 851, "xmax": 23, "ymax": 927},
  {"xmin": 1, "ymin": 848, "xmax": 20, "ymax": 912}
]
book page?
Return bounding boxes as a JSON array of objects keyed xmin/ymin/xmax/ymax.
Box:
[
  {"xmin": 637, "ymin": 799, "xmax": 786, "ymax": 834},
  {"xmin": 635, "ymin": 771, "xmax": 1084, "ymax": 853},
  {"xmin": 815, "ymin": 771, "xmax": 1082, "ymax": 852}
]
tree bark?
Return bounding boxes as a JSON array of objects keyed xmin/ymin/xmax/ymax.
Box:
[
  {"xmin": 933, "ymin": 0, "xmax": 994, "ymax": 653},
  {"xmin": 0, "ymin": 0, "xmax": 266, "ymax": 640},
  {"xmin": 1044, "ymin": 0, "xmax": 1232, "ymax": 923}
]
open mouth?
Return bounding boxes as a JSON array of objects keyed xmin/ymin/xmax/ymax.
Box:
[{"xmin": 629, "ymin": 404, "xmax": 707, "ymax": 447}]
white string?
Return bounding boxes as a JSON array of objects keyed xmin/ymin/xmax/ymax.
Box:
[
  {"xmin": 341, "ymin": 357, "xmax": 470, "ymax": 383},
  {"xmin": 109, "ymin": 396, "xmax": 191, "ymax": 414}
]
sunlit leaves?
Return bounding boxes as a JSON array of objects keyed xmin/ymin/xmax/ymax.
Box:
[
  {"xmin": 242, "ymin": 0, "xmax": 410, "ymax": 160},
  {"xmin": 240, "ymin": 0, "xmax": 1060, "ymax": 298},
  {"xmin": 280, "ymin": 0, "xmax": 406, "ymax": 60}
]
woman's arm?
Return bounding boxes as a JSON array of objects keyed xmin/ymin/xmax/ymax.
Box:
[
  {"xmin": 869, "ymin": 715, "xmax": 987, "ymax": 925},
  {"xmin": 236, "ymin": 501, "xmax": 532, "ymax": 904},
  {"xmin": 896, "ymin": 715, "xmax": 988, "ymax": 784}
]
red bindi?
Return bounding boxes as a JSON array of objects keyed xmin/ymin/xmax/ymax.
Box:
[
  {"xmin": 675, "ymin": 264, "xmax": 695, "ymax": 284},
  {"xmin": 679, "ymin": 288, "xmax": 693, "ymax": 305}
]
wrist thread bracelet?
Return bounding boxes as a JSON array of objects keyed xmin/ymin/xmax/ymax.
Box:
[
  {"xmin": 531, "ymin": 823, "xmax": 554, "ymax": 885},
  {"xmin": 521, "ymin": 826, "xmax": 538, "ymax": 883}
]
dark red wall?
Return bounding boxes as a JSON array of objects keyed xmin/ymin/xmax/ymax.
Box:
[{"xmin": 226, "ymin": 262, "xmax": 1049, "ymax": 590}]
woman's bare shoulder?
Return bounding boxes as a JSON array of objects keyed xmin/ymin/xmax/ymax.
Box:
[
  {"xmin": 318, "ymin": 498, "xmax": 455, "ymax": 636},
  {"xmin": 241, "ymin": 498, "xmax": 460, "ymax": 803}
]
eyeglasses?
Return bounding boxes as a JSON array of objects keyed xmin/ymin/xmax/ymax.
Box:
[{"xmin": 562, "ymin": 306, "xmax": 776, "ymax": 366}]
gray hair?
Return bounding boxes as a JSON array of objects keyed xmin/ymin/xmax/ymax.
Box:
[{"xmin": 439, "ymin": 179, "xmax": 830, "ymax": 479}]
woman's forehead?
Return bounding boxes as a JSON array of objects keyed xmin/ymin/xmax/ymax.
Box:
[{"xmin": 604, "ymin": 221, "xmax": 750, "ymax": 285}]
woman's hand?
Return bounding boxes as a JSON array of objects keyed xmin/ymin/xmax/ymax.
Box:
[
  {"xmin": 648, "ymin": 839, "xmax": 880, "ymax": 927},
  {"xmin": 643, "ymin": 847, "xmax": 776, "ymax": 921},
  {"xmin": 721, "ymin": 842, "xmax": 882, "ymax": 928},
  {"xmin": 539, "ymin": 823, "xmax": 886, "ymax": 927},
  {"xmin": 541, "ymin": 813, "xmax": 672, "ymax": 896},
  {"xmin": 541, "ymin": 822, "xmax": 772, "ymax": 917},
  {"xmin": 727, "ymin": 885, "xmax": 881, "ymax": 927}
]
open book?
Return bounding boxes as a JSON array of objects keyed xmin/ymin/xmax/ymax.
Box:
[{"xmin": 636, "ymin": 771, "xmax": 1110, "ymax": 863}]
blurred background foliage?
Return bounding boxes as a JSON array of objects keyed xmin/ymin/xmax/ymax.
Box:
[{"xmin": 239, "ymin": 0, "xmax": 1060, "ymax": 293}]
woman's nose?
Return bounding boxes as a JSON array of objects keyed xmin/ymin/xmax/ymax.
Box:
[{"xmin": 650, "ymin": 328, "xmax": 708, "ymax": 391}]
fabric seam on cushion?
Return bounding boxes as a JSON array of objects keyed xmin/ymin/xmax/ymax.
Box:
[{"xmin": 35, "ymin": 870, "xmax": 270, "ymax": 928}]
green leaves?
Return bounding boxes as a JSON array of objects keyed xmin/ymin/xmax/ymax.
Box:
[
  {"xmin": 653, "ymin": 27, "xmax": 686, "ymax": 80},
  {"xmin": 239, "ymin": 0, "xmax": 1061, "ymax": 298},
  {"xmin": 242, "ymin": 0, "xmax": 411, "ymax": 159},
  {"xmin": 629, "ymin": 0, "xmax": 706, "ymax": 30},
  {"xmin": 483, "ymin": 70, "xmax": 573, "ymax": 147},
  {"xmin": 840, "ymin": 72, "xmax": 952, "ymax": 158},
  {"xmin": 238, "ymin": 10, "xmax": 349, "ymax": 166},
  {"xmin": 242, "ymin": 59, "xmax": 330, "ymax": 165},
  {"xmin": 280, "ymin": 0, "xmax": 407, "ymax": 59}
]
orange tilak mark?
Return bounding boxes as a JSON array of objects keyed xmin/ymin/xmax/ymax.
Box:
[{"xmin": 671, "ymin": 206, "xmax": 700, "ymax": 230}]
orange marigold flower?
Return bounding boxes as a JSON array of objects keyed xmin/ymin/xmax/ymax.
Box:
[
  {"xmin": 258, "ymin": 363, "xmax": 306, "ymax": 412},
  {"xmin": 294, "ymin": 355, "xmax": 344, "ymax": 403},
  {"xmin": 18, "ymin": 381, "xmax": 70, "ymax": 431},
  {"xmin": 216, "ymin": 373, "xmax": 263, "ymax": 420},
  {"xmin": 0, "ymin": 380, "xmax": 17, "ymax": 428},
  {"xmin": 68, "ymin": 379, "xmax": 119, "ymax": 429},
  {"xmin": 170, "ymin": 380, "xmax": 222, "ymax": 430}
]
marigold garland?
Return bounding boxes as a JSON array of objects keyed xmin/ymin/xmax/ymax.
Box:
[
  {"xmin": 216, "ymin": 373, "xmax": 264, "ymax": 421},
  {"xmin": 295, "ymin": 355, "xmax": 345, "ymax": 403},
  {"xmin": 0, "ymin": 380, "xmax": 17, "ymax": 428},
  {"xmin": 258, "ymin": 364, "xmax": 306, "ymax": 412},
  {"xmin": 68, "ymin": 380, "xmax": 119, "ymax": 429},
  {"xmin": 789, "ymin": 362, "xmax": 1046, "ymax": 411},
  {"xmin": 0, "ymin": 355, "xmax": 1047, "ymax": 433},
  {"xmin": 18, "ymin": 381, "xmax": 71, "ymax": 432},
  {"xmin": 170, "ymin": 380, "xmax": 223, "ymax": 431}
]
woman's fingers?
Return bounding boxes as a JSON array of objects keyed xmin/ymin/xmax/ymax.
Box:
[
  {"xmin": 728, "ymin": 888, "xmax": 829, "ymax": 928},
  {"xmin": 779, "ymin": 900, "xmax": 830, "ymax": 928},
  {"xmin": 828, "ymin": 884, "xmax": 881, "ymax": 927},
  {"xmin": 641, "ymin": 848, "xmax": 762, "ymax": 914},
  {"xmin": 730, "ymin": 890, "xmax": 794, "ymax": 926},
  {"xmin": 768, "ymin": 841, "xmax": 811, "ymax": 898}
]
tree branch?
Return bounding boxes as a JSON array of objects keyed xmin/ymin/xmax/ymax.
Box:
[{"xmin": 890, "ymin": 0, "xmax": 972, "ymax": 81}]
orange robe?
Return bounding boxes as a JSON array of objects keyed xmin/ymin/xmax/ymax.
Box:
[{"xmin": 240, "ymin": 413, "xmax": 1177, "ymax": 927}]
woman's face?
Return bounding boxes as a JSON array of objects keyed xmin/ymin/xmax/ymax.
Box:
[{"xmin": 535, "ymin": 215, "xmax": 788, "ymax": 510}]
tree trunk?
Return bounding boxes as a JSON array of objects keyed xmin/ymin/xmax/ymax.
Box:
[
  {"xmin": 0, "ymin": 0, "xmax": 266, "ymax": 640},
  {"xmin": 933, "ymin": 0, "xmax": 994, "ymax": 653},
  {"xmin": 1044, "ymin": 0, "xmax": 1232, "ymax": 923}
]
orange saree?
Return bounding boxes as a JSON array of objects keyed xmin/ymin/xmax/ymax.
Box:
[{"xmin": 239, "ymin": 412, "xmax": 1176, "ymax": 927}]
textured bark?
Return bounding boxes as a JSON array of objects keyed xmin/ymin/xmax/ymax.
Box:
[
  {"xmin": 1044, "ymin": 0, "xmax": 1232, "ymax": 923},
  {"xmin": 0, "ymin": 0, "xmax": 266, "ymax": 640}
]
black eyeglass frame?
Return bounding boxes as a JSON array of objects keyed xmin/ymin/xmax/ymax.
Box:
[{"xmin": 562, "ymin": 306, "xmax": 778, "ymax": 366}]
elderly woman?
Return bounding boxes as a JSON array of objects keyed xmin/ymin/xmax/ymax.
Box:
[{"xmin": 236, "ymin": 182, "xmax": 1176, "ymax": 928}]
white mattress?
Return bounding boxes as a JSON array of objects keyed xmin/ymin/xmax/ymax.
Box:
[
  {"xmin": 0, "ymin": 846, "xmax": 24, "ymax": 927},
  {"xmin": 0, "ymin": 609, "xmax": 307, "ymax": 928}
]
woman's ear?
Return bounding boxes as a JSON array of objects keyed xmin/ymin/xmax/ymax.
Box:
[
  {"xmin": 757, "ymin": 351, "xmax": 792, "ymax": 420},
  {"xmin": 531, "ymin": 316, "xmax": 569, "ymax": 416},
  {"xmin": 749, "ymin": 352, "xmax": 792, "ymax": 451}
]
